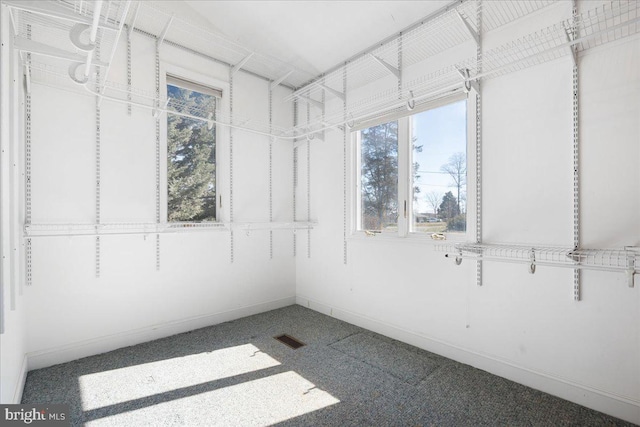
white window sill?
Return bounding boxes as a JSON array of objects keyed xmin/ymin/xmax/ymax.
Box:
[{"xmin": 347, "ymin": 230, "xmax": 468, "ymax": 246}]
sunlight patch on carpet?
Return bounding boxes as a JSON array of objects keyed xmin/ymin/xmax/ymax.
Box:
[
  {"xmin": 85, "ymin": 371, "xmax": 340, "ymax": 426},
  {"xmin": 79, "ymin": 343, "xmax": 280, "ymax": 411}
]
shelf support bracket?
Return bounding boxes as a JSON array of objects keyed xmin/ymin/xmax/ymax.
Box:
[
  {"xmin": 627, "ymin": 258, "xmax": 636, "ymax": 288},
  {"xmin": 564, "ymin": 27, "xmax": 578, "ymax": 67},
  {"xmin": 456, "ymin": 68, "xmax": 479, "ymax": 94},
  {"xmin": 24, "ymin": 63, "xmax": 31, "ymax": 94},
  {"xmin": 529, "ymin": 249, "xmax": 536, "ymax": 274},
  {"xmin": 319, "ymin": 84, "xmax": 345, "ymax": 101},
  {"xmin": 369, "ymin": 54, "xmax": 399, "ymax": 79},
  {"xmin": 270, "ymin": 70, "xmax": 293, "ymax": 91},
  {"xmin": 157, "ymin": 14, "xmax": 174, "ymax": 48},
  {"xmin": 237, "ymin": 118, "xmax": 251, "ymax": 127},
  {"xmin": 322, "ymin": 121, "xmax": 344, "ymax": 132},
  {"xmin": 298, "ymin": 95, "xmax": 323, "ymax": 110},
  {"xmin": 8, "ymin": 6, "xmax": 18, "ymax": 36},
  {"xmin": 455, "ymin": 10, "xmax": 480, "ymax": 45},
  {"xmin": 231, "ymin": 52, "xmax": 255, "ymax": 76}
]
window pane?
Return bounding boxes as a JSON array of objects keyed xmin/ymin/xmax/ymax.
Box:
[
  {"xmin": 360, "ymin": 121, "xmax": 398, "ymax": 232},
  {"xmin": 167, "ymin": 84, "xmax": 216, "ymax": 222},
  {"xmin": 412, "ymin": 100, "xmax": 467, "ymax": 234}
]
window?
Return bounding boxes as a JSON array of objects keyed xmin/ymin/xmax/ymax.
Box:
[
  {"xmin": 356, "ymin": 120, "xmax": 399, "ymax": 233},
  {"xmin": 353, "ymin": 97, "xmax": 469, "ymax": 238},
  {"xmin": 411, "ymin": 99, "xmax": 467, "ymax": 235},
  {"xmin": 166, "ymin": 75, "xmax": 220, "ymax": 222}
]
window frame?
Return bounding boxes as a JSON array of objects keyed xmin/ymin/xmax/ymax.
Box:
[
  {"xmin": 349, "ymin": 92, "xmax": 476, "ymax": 243},
  {"xmin": 160, "ymin": 63, "xmax": 229, "ymax": 224}
]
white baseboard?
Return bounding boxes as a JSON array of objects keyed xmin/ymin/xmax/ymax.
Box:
[
  {"xmin": 28, "ymin": 296, "xmax": 296, "ymax": 370},
  {"xmin": 296, "ymin": 295, "xmax": 640, "ymax": 425},
  {"xmin": 12, "ymin": 354, "xmax": 28, "ymax": 404}
]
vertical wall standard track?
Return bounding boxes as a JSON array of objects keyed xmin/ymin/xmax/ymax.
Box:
[
  {"xmin": 155, "ymin": 42, "xmax": 161, "ymax": 271},
  {"xmin": 571, "ymin": 0, "xmax": 581, "ymax": 301},
  {"xmin": 475, "ymin": 0, "xmax": 483, "ymax": 288}
]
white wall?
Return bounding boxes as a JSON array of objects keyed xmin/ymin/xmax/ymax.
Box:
[
  {"xmin": 2, "ymin": 2, "xmax": 639, "ymax": 422},
  {"xmin": 22, "ymin": 30, "xmax": 297, "ymax": 369},
  {"xmin": 295, "ymin": 3, "xmax": 640, "ymax": 424},
  {"xmin": 0, "ymin": 3, "xmax": 28, "ymax": 404}
]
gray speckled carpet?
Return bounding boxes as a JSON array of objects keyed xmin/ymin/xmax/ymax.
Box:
[{"xmin": 22, "ymin": 305, "xmax": 633, "ymax": 426}]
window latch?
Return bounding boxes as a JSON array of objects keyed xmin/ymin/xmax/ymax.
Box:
[{"xmin": 404, "ymin": 200, "xmax": 407, "ymax": 218}]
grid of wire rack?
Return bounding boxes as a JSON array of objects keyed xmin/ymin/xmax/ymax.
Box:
[
  {"xmin": 289, "ymin": 0, "xmax": 638, "ymax": 136},
  {"xmin": 6, "ymin": 0, "xmax": 640, "ymax": 251},
  {"xmin": 24, "ymin": 221, "xmax": 315, "ymax": 237},
  {"xmin": 7, "ymin": 0, "xmax": 639, "ymax": 140},
  {"xmin": 435, "ymin": 242, "xmax": 639, "ymax": 275}
]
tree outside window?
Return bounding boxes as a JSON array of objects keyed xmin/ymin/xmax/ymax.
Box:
[
  {"xmin": 360, "ymin": 121, "xmax": 398, "ymax": 232},
  {"xmin": 355, "ymin": 98, "xmax": 468, "ymax": 236},
  {"xmin": 167, "ymin": 82, "xmax": 216, "ymax": 222}
]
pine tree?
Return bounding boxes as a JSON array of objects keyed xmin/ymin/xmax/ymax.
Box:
[
  {"xmin": 440, "ymin": 152, "xmax": 466, "ymax": 213},
  {"xmin": 167, "ymin": 86, "xmax": 216, "ymax": 222},
  {"xmin": 438, "ymin": 191, "xmax": 459, "ymax": 220}
]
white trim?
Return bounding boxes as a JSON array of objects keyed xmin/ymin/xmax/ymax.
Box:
[
  {"xmin": 27, "ymin": 296, "xmax": 295, "ymax": 370},
  {"xmin": 351, "ymin": 89, "xmax": 467, "ymax": 132},
  {"xmin": 397, "ymin": 116, "xmax": 410, "ymax": 237},
  {"xmin": 408, "ymin": 97, "xmax": 472, "ymax": 238},
  {"xmin": 347, "ymin": 231, "xmax": 467, "ymax": 246},
  {"xmin": 159, "ymin": 62, "xmax": 230, "ymax": 224},
  {"xmin": 12, "ymin": 354, "xmax": 28, "ymax": 404},
  {"xmin": 166, "ymin": 74, "xmax": 222, "ymax": 98},
  {"xmin": 352, "ymin": 130, "xmax": 361, "ymax": 232},
  {"xmin": 295, "ymin": 295, "xmax": 640, "ymax": 425},
  {"xmin": 350, "ymin": 94, "xmax": 473, "ymax": 240}
]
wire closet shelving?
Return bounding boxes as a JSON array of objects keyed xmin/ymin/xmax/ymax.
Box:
[
  {"xmin": 286, "ymin": 0, "xmax": 639, "ymax": 137},
  {"xmin": 6, "ymin": 0, "xmax": 639, "ymax": 139},
  {"xmin": 4, "ymin": 0, "xmax": 639, "ymax": 281},
  {"xmin": 435, "ymin": 243, "xmax": 639, "ymax": 288},
  {"xmin": 23, "ymin": 221, "xmax": 315, "ymax": 237}
]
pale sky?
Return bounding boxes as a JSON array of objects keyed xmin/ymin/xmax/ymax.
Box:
[{"xmin": 412, "ymin": 99, "xmax": 467, "ymax": 214}]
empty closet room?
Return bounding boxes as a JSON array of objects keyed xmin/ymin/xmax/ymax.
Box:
[{"xmin": 0, "ymin": 0, "xmax": 638, "ymax": 425}]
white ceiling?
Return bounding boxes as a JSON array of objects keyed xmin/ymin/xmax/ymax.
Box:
[{"xmin": 175, "ymin": 1, "xmax": 451, "ymax": 80}]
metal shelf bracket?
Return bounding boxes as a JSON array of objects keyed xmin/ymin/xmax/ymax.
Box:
[
  {"xmin": 270, "ymin": 70, "xmax": 293, "ymax": 91},
  {"xmin": 231, "ymin": 52, "xmax": 255, "ymax": 76},
  {"xmin": 456, "ymin": 67, "xmax": 479, "ymax": 94},
  {"xmin": 319, "ymin": 83, "xmax": 345, "ymax": 101},
  {"xmin": 455, "ymin": 9, "xmax": 479, "ymax": 45},
  {"xmin": 298, "ymin": 95, "xmax": 323, "ymax": 110},
  {"xmin": 369, "ymin": 54, "xmax": 400, "ymax": 79},
  {"xmin": 157, "ymin": 14, "xmax": 174, "ymax": 48}
]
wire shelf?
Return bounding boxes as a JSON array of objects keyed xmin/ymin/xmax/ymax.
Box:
[
  {"xmin": 293, "ymin": 0, "xmax": 639, "ymax": 136},
  {"xmin": 11, "ymin": 2, "xmax": 128, "ymax": 79},
  {"xmin": 286, "ymin": 0, "xmax": 558, "ymax": 104},
  {"xmin": 286, "ymin": 64, "xmax": 466, "ymax": 138},
  {"xmin": 436, "ymin": 242, "xmax": 639, "ymax": 279},
  {"xmin": 461, "ymin": 0, "xmax": 557, "ymax": 33},
  {"xmin": 476, "ymin": 0, "xmax": 639, "ymax": 80},
  {"xmin": 575, "ymin": 0, "xmax": 639, "ymax": 51},
  {"xmin": 134, "ymin": 1, "xmax": 314, "ymax": 88},
  {"xmin": 8, "ymin": 1, "xmax": 639, "ymax": 141},
  {"xmin": 24, "ymin": 221, "xmax": 315, "ymax": 237},
  {"xmin": 24, "ymin": 56, "xmax": 292, "ymax": 139},
  {"xmin": 9, "ymin": 0, "xmax": 311, "ymax": 93}
]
